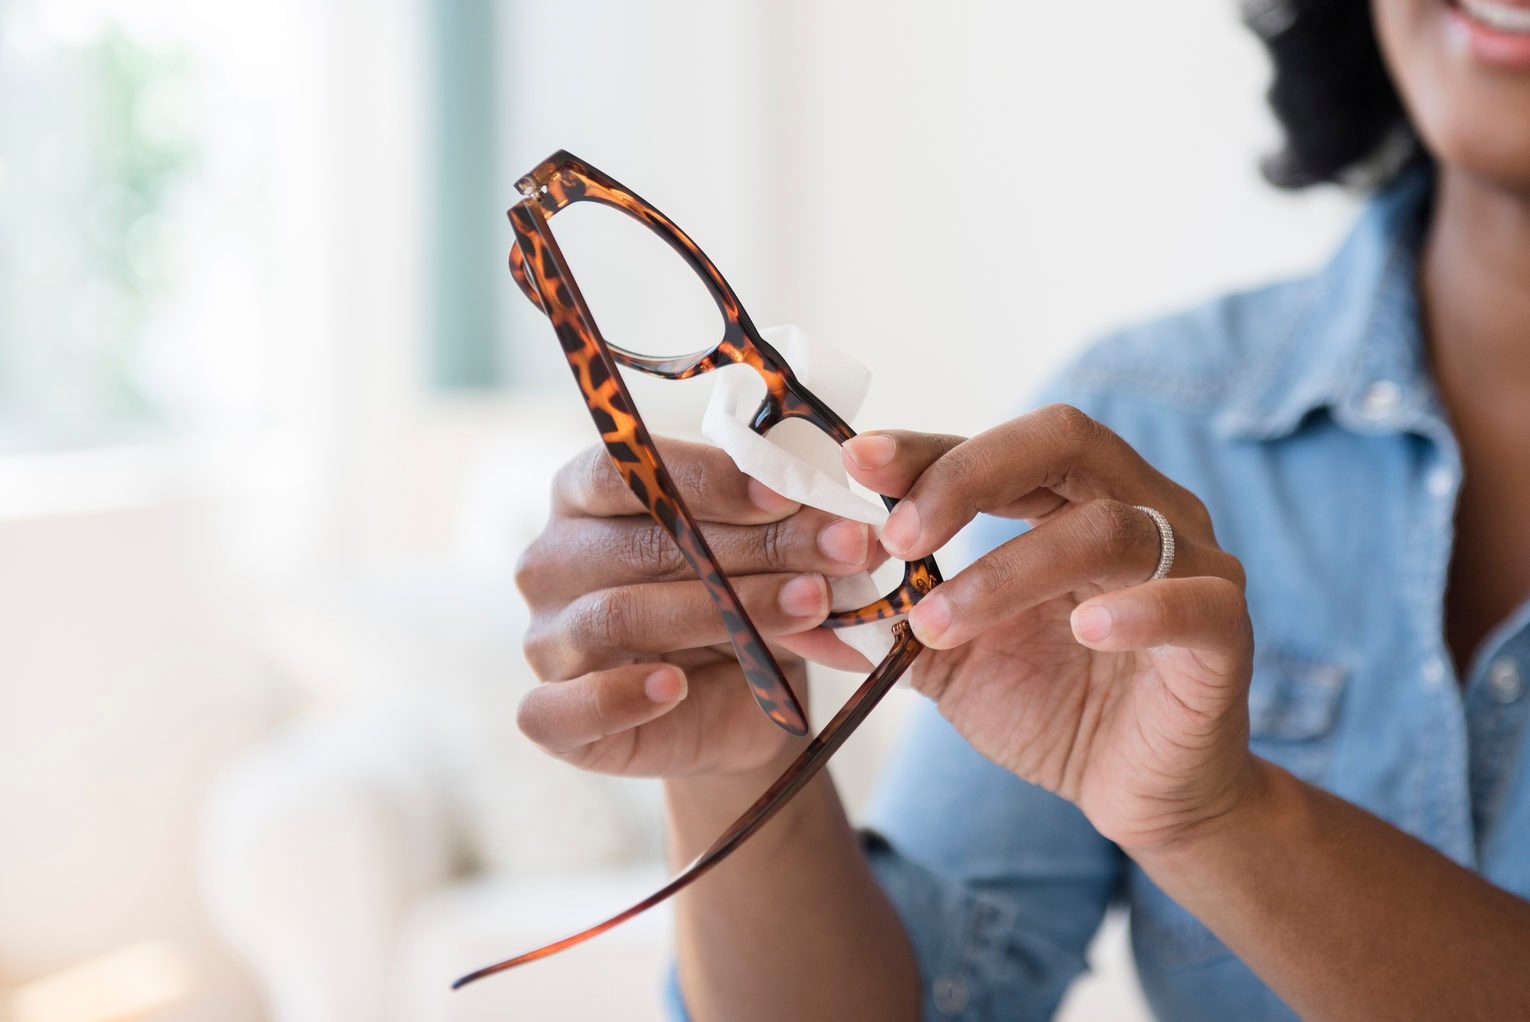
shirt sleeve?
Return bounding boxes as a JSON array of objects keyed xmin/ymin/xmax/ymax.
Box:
[
  {"xmin": 860, "ymin": 696, "xmax": 1124, "ymax": 1021},
  {"xmin": 856, "ymin": 382, "xmax": 1129, "ymax": 1020},
  {"xmin": 664, "ymin": 713, "xmax": 1122, "ymax": 1022},
  {"xmin": 665, "ymin": 591, "xmax": 1124, "ymax": 1022}
]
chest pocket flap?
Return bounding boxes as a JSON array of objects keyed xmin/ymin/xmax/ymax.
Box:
[{"xmin": 1247, "ymin": 651, "xmax": 1348, "ymax": 778}]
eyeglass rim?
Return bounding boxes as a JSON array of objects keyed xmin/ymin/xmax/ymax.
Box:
[{"xmin": 507, "ymin": 151, "xmax": 943, "ymax": 629}]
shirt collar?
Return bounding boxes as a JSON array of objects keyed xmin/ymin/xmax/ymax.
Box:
[{"xmin": 1216, "ymin": 166, "xmax": 1440, "ymax": 442}]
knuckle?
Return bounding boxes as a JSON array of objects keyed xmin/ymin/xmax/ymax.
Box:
[
  {"xmin": 1218, "ymin": 552, "xmax": 1248, "ymax": 592},
  {"xmin": 1176, "ymin": 486, "xmax": 1215, "ymax": 532},
  {"xmin": 514, "ymin": 690, "xmax": 548, "ymax": 744},
  {"xmin": 1082, "ymin": 498, "xmax": 1146, "ymax": 564},
  {"xmin": 620, "ymin": 523, "xmax": 681, "ymax": 580},
  {"xmin": 1142, "ymin": 583, "xmax": 1179, "ymax": 622},
  {"xmin": 666, "ymin": 447, "xmax": 723, "ymax": 505},
  {"xmin": 933, "ymin": 443, "xmax": 975, "ymax": 483},
  {"xmin": 521, "ymin": 620, "xmax": 559, "ymax": 680},
  {"xmin": 1205, "ymin": 572, "xmax": 1245, "ymax": 607},
  {"xmin": 583, "ymin": 676, "xmax": 616, "ymax": 728},
  {"xmin": 666, "ymin": 456, "xmax": 704, "ymax": 501},
  {"xmin": 1043, "ymin": 403, "xmax": 1102, "ymax": 447},
  {"xmin": 1203, "ymin": 576, "xmax": 1253, "ymax": 642},
  {"xmin": 758, "ymin": 518, "xmax": 792, "ymax": 571},
  {"xmin": 576, "ymin": 443, "xmax": 620, "ymax": 502},
  {"xmin": 1158, "ymin": 593, "xmax": 1194, "ymax": 635},
  {"xmin": 549, "ymin": 459, "xmax": 576, "ymax": 506},
  {"xmin": 577, "ymin": 588, "xmax": 638, "ymax": 655},
  {"xmin": 512, "ymin": 543, "xmax": 540, "ymax": 599},
  {"xmin": 924, "ymin": 443, "xmax": 986, "ymax": 511},
  {"xmin": 963, "ymin": 553, "xmax": 1013, "ymax": 605},
  {"xmin": 513, "ymin": 532, "xmax": 562, "ymax": 602},
  {"xmin": 553, "ymin": 446, "xmax": 591, "ymax": 500}
]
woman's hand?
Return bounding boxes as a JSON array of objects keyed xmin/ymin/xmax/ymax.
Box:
[
  {"xmin": 842, "ymin": 404, "xmax": 1257, "ymax": 854},
  {"xmin": 513, "ymin": 438, "xmax": 880, "ymax": 779}
]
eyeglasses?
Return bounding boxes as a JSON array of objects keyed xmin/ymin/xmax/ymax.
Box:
[{"xmin": 452, "ymin": 151, "xmax": 942, "ymax": 990}]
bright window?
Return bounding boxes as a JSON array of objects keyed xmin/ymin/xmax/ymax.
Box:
[{"xmin": 0, "ymin": 2, "xmax": 328, "ymax": 453}]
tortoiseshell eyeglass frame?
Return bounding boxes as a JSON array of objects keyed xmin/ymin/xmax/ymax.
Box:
[{"xmin": 452, "ymin": 150, "xmax": 942, "ymax": 990}]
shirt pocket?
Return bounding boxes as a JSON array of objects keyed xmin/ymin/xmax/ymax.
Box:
[
  {"xmin": 1128, "ymin": 650, "xmax": 1348, "ymax": 971},
  {"xmin": 1245, "ymin": 650, "xmax": 1348, "ymax": 784}
]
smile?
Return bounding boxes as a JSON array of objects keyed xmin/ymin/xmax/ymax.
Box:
[{"xmin": 1456, "ymin": 0, "xmax": 1530, "ymax": 34}]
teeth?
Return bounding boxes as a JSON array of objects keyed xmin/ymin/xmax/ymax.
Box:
[{"xmin": 1461, "ymin": 0, "xmax": 1530, "ymax": 32}]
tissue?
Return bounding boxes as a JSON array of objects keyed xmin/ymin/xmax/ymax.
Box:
[{"xmin": 700, "ymin": 325, "xmax": 899, "ymax": 664}]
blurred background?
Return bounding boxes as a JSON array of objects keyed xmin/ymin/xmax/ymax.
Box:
[{"xmin": 0, "ymin": 1, "xmax": 1359, "ymax": 1019}]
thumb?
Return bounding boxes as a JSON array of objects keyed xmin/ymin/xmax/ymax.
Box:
[{"xmin": 1070, "ymin": 576, "xmax": 1253, "ymax": 685}]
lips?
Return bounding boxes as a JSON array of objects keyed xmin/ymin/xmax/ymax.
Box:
[
  {"xmin": 1448, "ymin": 0, "xmax": 1530, "ymax": 68},
  {"xmin": 1456, "ymin": 0, "xmax": 1530, "ymax": 33}
]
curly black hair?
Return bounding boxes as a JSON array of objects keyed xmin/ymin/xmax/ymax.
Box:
[{"xmin": 1243, "ymin": 0, "xmax": 1425, "ymax": 189}]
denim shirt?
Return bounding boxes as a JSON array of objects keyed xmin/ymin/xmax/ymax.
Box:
[{"xmin": 669, "ymin": 169, "xmax": 1530, "ymax": 1020}]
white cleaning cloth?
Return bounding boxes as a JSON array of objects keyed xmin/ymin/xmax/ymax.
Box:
[{"xmin": 700, "ymin": 325, "xmax": 898, "ymax": 664}]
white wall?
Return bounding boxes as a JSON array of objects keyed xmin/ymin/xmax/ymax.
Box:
[
  {"xmin": 496, "ymin": 1, "xmax": 1359, "ymax": 438},
  {"xmin": 760, "ymin": 0, "xmax": 1360, "ymax": 436}
]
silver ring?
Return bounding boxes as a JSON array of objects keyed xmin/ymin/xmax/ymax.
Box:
[{"xmin": 1133, "ymin": 505, "xmax": 1175, "ymax": 581}]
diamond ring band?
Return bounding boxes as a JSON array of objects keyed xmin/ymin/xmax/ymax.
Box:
[{"xmin": 1133, "ymin": 505, "xmax": 1176, "ymax": 581}]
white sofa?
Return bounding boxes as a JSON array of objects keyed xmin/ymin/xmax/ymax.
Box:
[{"xmin": 200, "ymin": 562, "xmax": 681, "ymax": 1021}]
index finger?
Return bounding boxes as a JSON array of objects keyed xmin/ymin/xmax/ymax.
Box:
[
  {"xmin": 859, "ymin": 406, "xmax": 1168, "ymax": 560},
  {"xmin": 554, "ymin": 436, "xmax": 800, "ymax": 524}
]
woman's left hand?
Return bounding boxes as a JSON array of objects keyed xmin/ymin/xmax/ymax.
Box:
[{"xmin": 838, "ymin": 404, "xmax": 1257, "ymax": 854}]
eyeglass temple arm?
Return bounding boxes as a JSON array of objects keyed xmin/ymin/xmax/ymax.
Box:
[
  {"xmin": 509, "ymin": 202, "xmax": 809, "ymax": 737},
  {"xmin": 450, "ymin": 622, "xmax": 925, "ymax": 991}
]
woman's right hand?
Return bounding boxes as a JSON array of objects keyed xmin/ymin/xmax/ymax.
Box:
[{"xmin": 513, "ymin": 438, "xmax": 880, "ymax": 778}]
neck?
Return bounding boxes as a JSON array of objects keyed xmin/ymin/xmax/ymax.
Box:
[{"xmin": 1420, "ymin": 167, "xmax": 1530, "ymax": 399}]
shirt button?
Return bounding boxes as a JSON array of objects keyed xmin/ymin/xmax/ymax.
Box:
[
  {"xmin": 1487, "ymin": 658, "xmax": 1524, "ymax": 704},
  {"xmin": 1427, "ymin": 467, "xmax": 1454, "ymax": 499},
  {"xmin": 1360, "ymin": 380, "xmax": 1402, "ymax": 420},
  {"xmin": 1423, "ymin": 655, "xmax": 1448, "ymax": 688},
  {"xmin": 933, "ymin": 976, "xmax": 969, "ymax": 1015}
]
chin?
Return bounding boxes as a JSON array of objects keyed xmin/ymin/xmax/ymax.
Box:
[{"xmin": 1375, "ymin": 0, "xmax": 1530, "ymax": 192}]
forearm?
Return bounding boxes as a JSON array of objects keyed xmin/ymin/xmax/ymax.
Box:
[
  {"xmin": 665, "ymin": 747, "xmax": 920, "ymax": 1022},
  {"xmin": 1137, "ymin": 758, "xmax": 1530, "ymax": 1021}
]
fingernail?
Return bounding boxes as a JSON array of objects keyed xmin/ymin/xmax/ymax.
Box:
[
  {"xmin": 845, "ymin": 434, "xmax": 895, "ymax": 471},
  {"xmin": 818, "ymin": 519, "xmax": 870, "ymax": 566},
  {"xmin": 645, "ymin": 666, "xmax": 687, "ymax": 703},
  {"xmin": 1072, "ymin": 605, "xmax": 1114, "ymax": 643},
  {"xmin": 779, "ymin": 573, "xmax": 828, "ymax": 618},
  {"xmin": 748, "ymin": 478, "xmax": 798, "ymax": 514},
  {"xmin": 908, "ymin": 591, "xmax": 951, "ymax": 646},
  {"xmin": 881, "ymin": 501, "xmax": 921, "ymax": 557}
]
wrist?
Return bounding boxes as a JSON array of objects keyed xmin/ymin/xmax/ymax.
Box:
[
  {"xmin": 663, "ymin": 736, "xmax": 806, "ymax": 803},
  {"xmin": 1125, "ymin": 753, "xmax": 1277, "ymax": 867},
  {"xmin": 662, "ymin": 737, "xmax": 826, "ymax": 863},
  {"xmin": 670, "ymin": 734, "xmax": 813, "ymax": 820}
]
